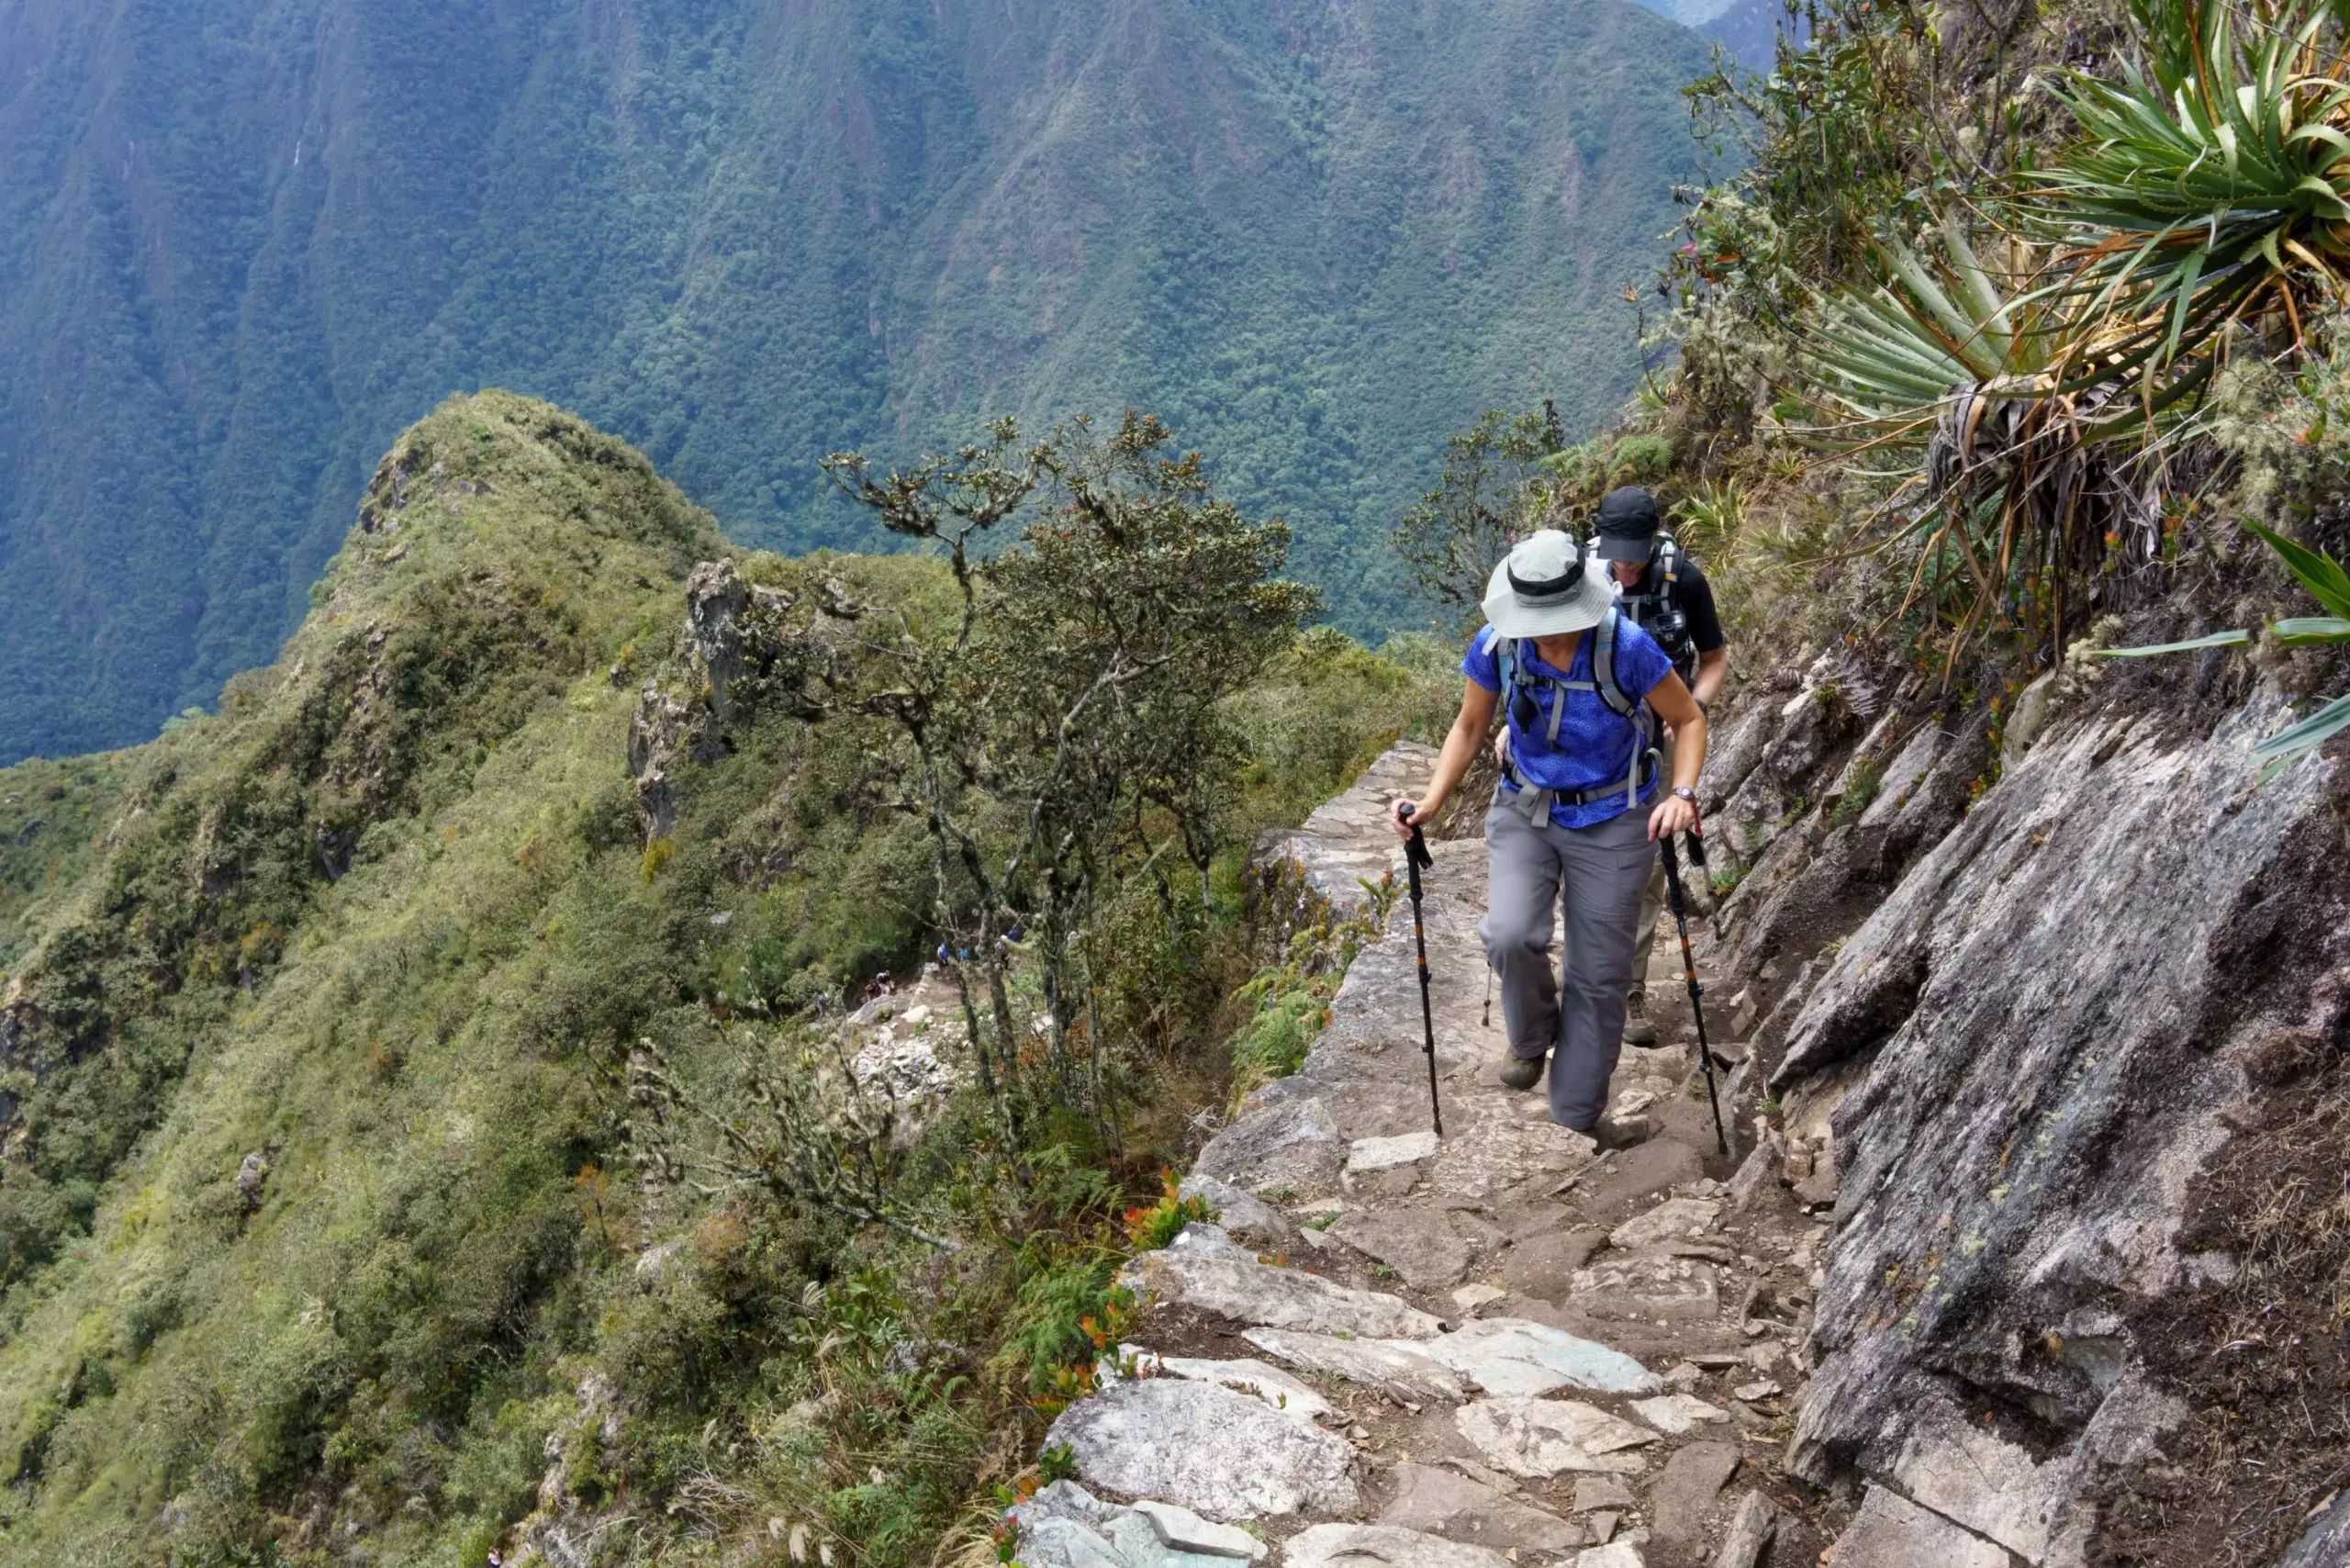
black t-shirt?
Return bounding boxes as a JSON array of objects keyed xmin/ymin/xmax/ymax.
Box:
[{"xmin": 1625, "ymin": 547, "xmax": 1726, "ymax": 669}]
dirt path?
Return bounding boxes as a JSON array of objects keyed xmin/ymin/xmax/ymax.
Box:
[{"xmin": 1011, "ymin": 744, "xmax": 1836, "ymax": 1568}]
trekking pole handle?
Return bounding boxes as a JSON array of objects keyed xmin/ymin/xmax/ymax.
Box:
[{"xmin": 1395, "ymin": 801, "xmax": 1434, "ymax": 871}]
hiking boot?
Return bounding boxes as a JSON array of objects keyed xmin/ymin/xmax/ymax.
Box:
[
  {"xmin": 1584, "ymin": 1113, "xmax": 1652, "ymax": 1151},
  {"xmin": 1499, "ymin": 1053, "xmax": 1546, "ymax": 1092},
  {"xmin": 1622, "ymin": 991, "xmax": 1659, "ymax": 1047}
]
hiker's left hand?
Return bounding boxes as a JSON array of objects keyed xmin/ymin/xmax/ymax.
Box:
[
  {"xmin": 1391, "ymin": 798, "xmax": 1430, "ymax": 838},
  {"xmin": 1648, "ymin": 793, "xmax": 1696, "ymax": 841}
]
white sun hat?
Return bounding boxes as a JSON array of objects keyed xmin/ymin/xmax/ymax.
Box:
[{"xmin": 1482, "ymin": 529, "xmax": 1617, "ymax": 639}]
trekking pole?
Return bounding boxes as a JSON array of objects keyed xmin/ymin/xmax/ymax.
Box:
[
  {"xmin": 1397, "ymin": 804, "xmax": 1445, "ymax": 1137},
  {"xmin": 1658, "ymin": 829, "xmax": 1729, "ymax": 1158}
]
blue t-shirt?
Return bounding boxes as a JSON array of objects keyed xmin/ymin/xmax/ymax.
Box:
[{"xmin": 1461, "ymin": 617, "xmax": 1674, "ymax": 829}]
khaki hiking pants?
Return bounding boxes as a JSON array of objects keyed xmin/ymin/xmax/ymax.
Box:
[{"xmin": 1481, "ymin": 792, "xmax": 1653, "ymax": 1130}]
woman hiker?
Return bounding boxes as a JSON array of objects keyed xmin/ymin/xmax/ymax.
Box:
[{"xmin": 1389, "ymin": 527, "xmax": 1707, "ymax": 1148}]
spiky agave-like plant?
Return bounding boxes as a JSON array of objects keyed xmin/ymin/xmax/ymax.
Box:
[
  {"xmin": 2038, "ymin": 0, "xmax": 2350, "ymax": 364},
  {"xmin": 1796, "ymin": 213, "xmax": 2190, "ymax": 664}
]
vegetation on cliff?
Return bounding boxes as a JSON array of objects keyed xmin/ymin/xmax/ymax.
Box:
[{"xmin": 0, "ymin": 393, "xmax": 1446, "ymax": 1565}]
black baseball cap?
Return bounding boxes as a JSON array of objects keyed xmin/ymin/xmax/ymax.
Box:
[{"xmin": 1593, "ymin": 487, "xmax": 1661, "ymax": 561}]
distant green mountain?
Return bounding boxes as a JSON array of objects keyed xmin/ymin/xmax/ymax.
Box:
[{"xmin": 0, "ymin": 0, "xmax": 1713, "ymax": 764}]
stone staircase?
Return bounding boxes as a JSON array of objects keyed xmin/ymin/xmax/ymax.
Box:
[{"xmin": 1008, "ymin": 745, "xmax": 1832, "ymax": 1568}]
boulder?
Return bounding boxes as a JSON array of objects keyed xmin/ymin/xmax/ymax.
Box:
[
  {"xmin": 1007, "ymin": 1480, "xmax": 1271, "ymax": 1565},
  {"xmin": 1712, "ymin": 1491, "xmax": 1778, "ymax": 1568},
  {"xmin": 1192, "ymin": 1094, "xmax": 1344, "ymax": 1195},
  {"xmin": 1044, "ymin": 1379, "xmax": 1357, "ymax": 1521},
  {"xmin": 1629, "ymin": 1393, "xmax": 1731, "ymax": 1435},
  {"xmin": 1119, "ymin": 1249, "xmax": 1441, "ymax": 1339}
]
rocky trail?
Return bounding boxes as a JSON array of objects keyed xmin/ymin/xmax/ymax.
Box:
[{"xmin": 1009, "ymin": 743, "xmax": 1837, "ymax": 1568}]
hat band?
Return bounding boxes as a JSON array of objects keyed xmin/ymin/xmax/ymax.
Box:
[{"xmin": 1507, "ymin": 560, "xmax": 1585, "ymax": 604}]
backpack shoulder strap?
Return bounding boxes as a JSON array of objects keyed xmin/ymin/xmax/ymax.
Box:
[
  {"xmin": 1658, "ymin": 535, "xmax": 1680, "ymax": 585},
  {"xmin": 1487, "ymin": 629, "xmax": 1516, "ymax": 700},
  {"xmin": 1592, "ymin": 609, "xmax": 1639, "ymax": 718}
]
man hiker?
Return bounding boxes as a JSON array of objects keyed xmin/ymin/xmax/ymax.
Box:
[
  {"xmin": 1588, "ymin": 487, "xmax": 1729, "ymax": 1042},
  {"xmin": 1392, "ymin": 527, "xmax": 1708, "ymax": 1147}
]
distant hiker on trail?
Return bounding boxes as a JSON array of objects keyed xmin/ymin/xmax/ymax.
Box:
[
  {"xmin": 1495, "ymin": 486, "xmax": 1730, "ymax": 1045},
  {"xmin": 1391, "ymin": 526, "xmax": 1707, "ymax": 1147}
]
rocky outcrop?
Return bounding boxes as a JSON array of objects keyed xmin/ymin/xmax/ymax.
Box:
[{"xmin": 1768, "ymin": 685, "xmax": 2350, "ymax": 1563}]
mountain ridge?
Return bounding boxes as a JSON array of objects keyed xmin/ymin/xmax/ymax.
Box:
[{"xmin": 0, "ymin": 0, "xmax": 1713, "ymax": 763}]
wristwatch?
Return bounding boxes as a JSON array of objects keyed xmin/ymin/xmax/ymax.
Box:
[{"xmin": 1671, "ymin": 786, "xmax": 1697, "ymax": 805}]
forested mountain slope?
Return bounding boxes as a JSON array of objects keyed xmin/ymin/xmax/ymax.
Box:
[{"xmin": 0, "ymin": 0, "xmax": 1711, "ymax": 763}]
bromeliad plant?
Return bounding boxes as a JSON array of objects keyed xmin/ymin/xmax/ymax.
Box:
[
  {"xmin": 2038, "ymin": 0, "xmax": 2350, "ymax": 363},
  {"xmin": 1789, "ymin": 0, "xmax": 2350, "ymax": 666},
  {"xmin": 1796, "ymin": 216, "xmax": 2180, "ymax": 662}
]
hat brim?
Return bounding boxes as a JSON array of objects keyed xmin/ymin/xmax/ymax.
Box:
[
  {"xmin": 1482, "ymin": 558, "xmax": 1617, "ymax": 639},
  {"xmin": 1593, "ymin": 533, "xmax": 1652, "ymax": 563}
]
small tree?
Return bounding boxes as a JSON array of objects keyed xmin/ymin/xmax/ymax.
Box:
[
  {"xmin": 1392, "ymin": 407, "xmax": 1564, "ymax": 625},
  {"xmin": 813, "ymin": 413, "xmax": 1317, "ymax": 1143}
]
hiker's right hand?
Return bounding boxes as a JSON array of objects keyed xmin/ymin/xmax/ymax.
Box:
[
  {"xmin": 1391, "ymin": 798, "xmax": 1429, "ymax": 838},
  {"xmin": 1493, "ymin": 727, "xmax": 1512, "ymax": 766}
]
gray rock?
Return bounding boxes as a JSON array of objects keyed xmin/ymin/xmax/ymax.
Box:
[
  {"xmin": 2004, "ymin": 670, "xmax": 2056, "ymax": 756},
  {"xmin": 1239, "ymin": 1327, "xmax": 1464, "ymax": 1402},
  {"xmin": 1572, "ymin": 1541, "xmax": 1645, "ymax": 1568},
  {"xmin": 1008, "ymin": 1481, "xmax": 1270, "ymax": 1566},
  {"xmin": 1573, "ymin": 1475, "xmax": 1635, "ymax": 1512},
  {"xmin": 2278, "ymin": 1488, "xmax": 2350, "ymax": 1568},
  {"xmin": 1113, "ymin": 1346, "xmax": 1335, "ymax": 1423},
  {"xmin": 1856, "ymin": 722, "xmax": 1942, "ymax": 832},
  {"xmin": 1168, "ymin": 1222, "xmax": 1256, "ymax": 1260},
  {"xmin": 1774, "ymin": 696, "xmax": 2348, "ymax": 1535},
  {"xmin": 1629, "ymin": 1393, "xmax": 1731, "ymax": 1434},
  {"xmin": 1608, "ymin": 1196, "xmax": 1722, "ymax": 1251},
  {"xmin": 1120, "ymin": 1249, "xmax": 1441, "ymax": 1339},
  {"xmin": 1379, "ymin": 1462, "xmax": 1585, "ymax": 1551},
  {"xmin": 1333, "ymin": 1206, "xmax": 1480, "ymax": 1288},
  {"xmin": 1712, "ymin": 1491, "xmax": 1777, "ymax": 1568},
  {"xmin": 1044, "ymin": 1379, "xmax": 1357, "ymax": 1521},
  {"xmin": 1566, "ymin": 1254, "xmax": 1721, "ymax": 1321},
  {"xmin": 1431, "ymin": 1114, "xmax": 1595, "ymax": 1200},
  {"xmin": 1454, "ymin": 1397, "xmax": 1657, "ymax": 1477},
  {"xmin": 1348, "ymin": 1131, "xmax": 1441, "ymax": 1174},
  {"xmin": 1283, "ymin": 1523, "xmax": 1513, "ymax": 1568},
  {"xmin": 1179, "ymin": 1175, "xmax": 1295, "ymax": 1251},
  {"xmin": 1500, "ymin": 1226, "xmax": 1608, "ymax": 1298},
  {"xmin": 1192, "ymin": 1095, "xmax": 1344, "ymax": 1196},
  {"xmin": 1131, "ymin": 1499, "xmax": 1267, "ymax": 1561},
  {"xmin": 1886, "ymin": 1400, "xmax": 2053, "ymax": 1561},
  {"xmin": 1827, "ymin": 1487, "xmax": 2009, "ymax": 1568},
  {"xmin": 1645, "ymin": 1441, "xmax": 1740, "ymax": 1546},
  {"xmin": 1419, "ymin": 1316, "xmax": 1663, "ymax": 1396}
]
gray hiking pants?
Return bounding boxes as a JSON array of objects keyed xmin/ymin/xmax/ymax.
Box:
[
  {"xmin": 1628, "ymin": 731, "xmax": 1676, "ymax": 1000},
  {"xmin": 1482, "ymin": 793, "xmax": 1655, "ymax": 1130}
]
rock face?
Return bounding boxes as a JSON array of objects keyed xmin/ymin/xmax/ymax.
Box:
[
  {"xmin": 1773, "ymin": 692, "xmax": 2350, "ymax": 1559},
  {"xmin": 1043, "ymin": 1379, "xmax": 1358, "ymax": 1521}
]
